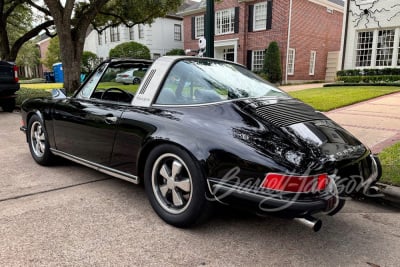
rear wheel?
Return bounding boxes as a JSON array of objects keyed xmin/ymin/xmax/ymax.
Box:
[
  {"xmin": 27, "ymin": 115, "xmax": 55, "ymax": 165},
  {"xmin": 1, "ymin": 98, "xmax": 16, "ymax": 112},
  {"xmin": 133, "ymin": 77, "xmax": 141, "ymax": 84},
  {"xmin": 144, "ymin": 144, "xmax": 211, "ymax": 227}
]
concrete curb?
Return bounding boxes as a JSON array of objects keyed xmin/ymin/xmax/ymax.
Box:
[{"xmin": 376, "ymin": 182, "xmax": 400, "ymax": 206}]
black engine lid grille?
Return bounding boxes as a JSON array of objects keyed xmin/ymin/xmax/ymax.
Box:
[{"xmin": 255, "ymin": 100, "xmax": 328, "ymax": 127}]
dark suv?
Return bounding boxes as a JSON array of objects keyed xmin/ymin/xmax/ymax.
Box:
[{"xmin": 0, "ymin": 61, "xmax": 20, "ymax": 112}]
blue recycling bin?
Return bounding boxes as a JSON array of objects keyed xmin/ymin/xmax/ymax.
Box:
[{"xmin": 53, "ymin": 62, "xmax": 64, "ymax": 83}]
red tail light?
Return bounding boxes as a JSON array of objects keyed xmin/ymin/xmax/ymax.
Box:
[
  {"xmin": 13, "ymin": 65, "xmax": 19, "ymax": 83},
  {"xmin": 261, "ymin": 173, "xmax": 328, "ymax": 193}
]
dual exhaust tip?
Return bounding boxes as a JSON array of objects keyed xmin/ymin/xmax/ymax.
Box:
[{"xmin": 294, "ymin": 215, "xmax": 322, "ymax": 232}]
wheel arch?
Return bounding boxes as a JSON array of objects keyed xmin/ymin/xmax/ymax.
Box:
[{"xmin": 137, "ymin": 139, "xmax": 209, "ymax": 184}]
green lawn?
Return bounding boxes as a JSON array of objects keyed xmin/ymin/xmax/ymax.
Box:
[
  {"xmin": 288, "ymin": 86, "xmax": 400, "ymax": 111},
  {"xmin": 378, "ymin": 142, "xmax": 400, "ymax": 186}
]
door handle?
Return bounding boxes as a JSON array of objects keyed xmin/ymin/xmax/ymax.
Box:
[{"xmin": 105, "ymin": 115, "xmax": 118, "ymax": 124}]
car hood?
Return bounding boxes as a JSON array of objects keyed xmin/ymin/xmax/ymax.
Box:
[{"xmin": 229, "ymin": 97, "xmax": 368, "ymax": 174}]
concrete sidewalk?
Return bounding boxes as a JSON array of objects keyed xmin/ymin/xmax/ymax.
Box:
[{"xmin": 279, "ymin": 83, "xmax": 327, "ymax": 92}]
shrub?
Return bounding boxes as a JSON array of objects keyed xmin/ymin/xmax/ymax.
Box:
[
  {"xmin": 109, "ymin": 41, "xmax": 151, "ymax": 59},
  {"xmin": 16, "ymin": 88, "xmax": 51, "ymax": 106},
  {"xmin": 263, "ymin": 41, "xmax": 282, "ymax": 84},
  {"xmin": 165, "ymin": 49, "xmax": 185, "ymax": 56}
]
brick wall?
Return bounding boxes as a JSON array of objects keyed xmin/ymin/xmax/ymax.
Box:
[
  {"xmin": 182, "ymin": 0, "xmax": 343, "ymax": 82},
  {"xmin": 290, "ymin": 0, "xmax": 343, "ymax": 81}
]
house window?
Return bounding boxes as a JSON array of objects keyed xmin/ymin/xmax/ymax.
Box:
[
  {"xmin": 153, "ymin": 53, "xmax": 161, "ymax": 59},
  {"xmin": 104, "ymin": 31, "xmax": 107, "ymax": 44},
  {"xmin": 398, "ymin": 35, "xmax": 400, "ymax": 66},
  {"xmin": 287, "ymin": 48, "xmax": 295, "ymax": 75},
  {"xmin": 376, "ymin": 29, "xmax": 395, "ymax": 67},
  {"xmin": 223, "ymin": 48, "xmax": 235, "ymax": 62},
  {"xmin": 174, "ymin": 24, "xmax": 182, "ymax": 41},
  {"xmin": 356, "ymin": 31, "xmax": 373, "ymax": 67},
  {"xmin": 195, "ymin": 16, "xmax": 204, "ymax": 38},
  {"xmin": 110, "ymin": 26, "xmax": 120, "ymax": 42},
  {"xmin": 252, "ymin": 50, "xmax": 265, "ymax": 71},
  {"xmin": 309, "ymin": 51, "xmax": 316, "ymax": 75},
  {"xmin": 129, "ymin": 27, "xmax": 134, "ymax": 40},
  {"xmin": 139, "ymin": 24, "xmax": 144, "ymax": 39},
  {"xmin": 253, "ymin": 2, "xmax": 267, "ymax": 31},
  {"xmin": 98, "ymin": 33, "xmax": 102, "ymax": 45},
  {"xmin": 215, "ymin": 8, "xmax": 235, "ymax": 35}
]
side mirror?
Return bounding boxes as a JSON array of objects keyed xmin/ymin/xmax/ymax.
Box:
[{"xmin": 52, "ymin": 88, "xmax": 67, "ymax": 99}]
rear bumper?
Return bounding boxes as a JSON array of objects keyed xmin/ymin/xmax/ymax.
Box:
[{"xmin": 207, "ymin": 178, "xmax": 338, "ymax": 216}]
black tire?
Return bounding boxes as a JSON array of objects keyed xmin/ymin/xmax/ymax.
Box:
[
  {"xmin": 27, "ymin": 114, "xmax": 55, "ymax": 165},
  {"xmin": 327, "ymin": 198, "xmax": 346, "ymax": 216},
  {"xmin": 144, "ymin": 144, "xmax": 211, "ymax": 227},
  {"xmin": 133, "ymin": 77, "xmax": 141, "ymax": 84},
  {"xmin": 1, "ymin": 98, "xmax": 16, "ymax": 112}
]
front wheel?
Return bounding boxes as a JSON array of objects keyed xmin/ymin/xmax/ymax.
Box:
[
  {"xmin": 144, "ymin": 144, "xmax": 211, "ymax": 227},
  {"xmin": 27, "ymin": 114, "xmax": 55, "ymax": 165}
]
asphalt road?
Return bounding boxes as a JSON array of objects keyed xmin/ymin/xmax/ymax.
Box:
[{"xmin": 1, "ymin": 111, "xmax": 399, "ymax": 267}]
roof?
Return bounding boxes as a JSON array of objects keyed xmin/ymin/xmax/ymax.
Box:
[{"xmin": 328, "ymin": 0, "xmax": 344, "ymax": 7}]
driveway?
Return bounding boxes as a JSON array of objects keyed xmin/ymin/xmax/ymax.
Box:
[{"xmin": 1, "ymin": 112, "xmax": 400, "ymax": 266}]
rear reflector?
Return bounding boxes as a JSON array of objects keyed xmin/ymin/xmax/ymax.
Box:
[
  {"xmin": 13, "ymin": 65, "xmax": 19, "ymax": 83},
  {"xmin": 261, "ymin": 173, "xmax": 328, "ymax": 193}
]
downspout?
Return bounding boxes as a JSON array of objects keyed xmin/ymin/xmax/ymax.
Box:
[
  {"xmin": 341, "ymin": 0, "xmax": 350, "ymax": 70},
  {"xmin": 285, "ymin": 0, "xmax": 293, "ymax": 84}
]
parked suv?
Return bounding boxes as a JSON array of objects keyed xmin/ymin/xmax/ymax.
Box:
[{"xmin": 0, "ymin": 61, "xmax": 20, "ymax": 112}]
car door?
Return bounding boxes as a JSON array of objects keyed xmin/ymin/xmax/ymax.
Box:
[
  {"xmin": 52, "ymin": 62, "xmax": 135, "ymax": 166},
  {"xmin": 52, "ymin": 98, "xmax": 123, "ymax": 165}
]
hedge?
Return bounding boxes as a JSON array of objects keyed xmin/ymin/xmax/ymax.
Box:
[{"xmin": 337, "ymin": 75, "xmax": 400, "ymax": 83}]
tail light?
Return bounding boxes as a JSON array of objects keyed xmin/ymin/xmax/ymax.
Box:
[
  {"xmin": 261, "ymin": 173, "xmax": 328, "ymax": 193},
  {"xmin": 13, "ymin": 65, "xmax": 19, "ymax": 83}
]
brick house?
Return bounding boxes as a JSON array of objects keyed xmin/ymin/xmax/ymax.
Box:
[
  {"xmin": 341, "ymin": 0, "xmax": 400, "ymax": 70},
  {"xmin": 179, "ymin": 0, "xmax": 344, "ymax": 83}
]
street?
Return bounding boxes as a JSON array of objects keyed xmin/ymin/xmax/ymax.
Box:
[{"xmin": 1, "ymin": 112, "xmax": 399, "ymax": 267}]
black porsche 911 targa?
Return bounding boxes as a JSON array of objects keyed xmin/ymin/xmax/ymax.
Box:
[{"xmin": 20, "ymin": 56, "xmax": 381, "ymax": 231}]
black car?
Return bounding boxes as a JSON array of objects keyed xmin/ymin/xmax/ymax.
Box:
[
  {"xmin": 20, "ymin": 57, "xmax": 381, "ymax": 231},
  {"xmin": 0, "ymin": 60, "xmax": 20, "ymax": 112}
]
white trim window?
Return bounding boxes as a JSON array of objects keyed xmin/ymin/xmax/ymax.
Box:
[
  {"xmin": 309, "ymin": 51, "xmax": 316, "ymax": 75},
  {"xmin": 97, "ymin": 32, "xmax": 102, "ymax": 45},
  {"xmin": 174, "ymin": 24, "xmax": 182, "ymax": 41},
  {"xmin": 139, "ymin": 24, "xmax": 144, "ymax": 39},
  {"xmin": 355, "ymin": 31, "xmax": 373, "ymax": 67},
  {"xmin": 129, "ymin": 27, "xmax": 134, "ymax": 40},
  {"xmin": 376, "ymin": 29, "xmax": 395, "ymax": 67},
  {"xmin": 252, "ymin": 50, "xmax": 265, "ymax": 71},
  {"xmin": 254, "ymin": 2, "xmax": 267, "ymax": 31},
  {"xmin": 287, "ymin": 48, "xmax": 295, "ymax": 75},
  {"xmin": 195, "ymin": 16, "xmax": 204, "ymax": 38},
  {"xmin": 215, "ymin": 8, "xmax": 235, "ymax": 35},
  {"xmin": 110, "ymin": 26, "xmax": 120, "ymax": 42},
  {"xmin": 355, "ymin": 28, "xmax": 400, "ymax": 67}
]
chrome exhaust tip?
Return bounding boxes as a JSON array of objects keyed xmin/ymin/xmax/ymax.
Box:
[{"xmin": 294, "ymin": 216, "xmax": 322, "ymax": 232}]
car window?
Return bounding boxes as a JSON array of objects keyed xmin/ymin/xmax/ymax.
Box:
[
  {"xmin": 89, "ymin": 65, "xmax": 137, "ymax": 103},
  {"xmin": 155, "ymin": 59, "xmax": 288, "ymax": 105}
]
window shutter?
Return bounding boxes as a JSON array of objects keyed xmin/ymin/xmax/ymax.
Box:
[
  {"xmin": 248, "ymin": 5, "xmax": 254, "ymax": 32},
  {"xmin": 247, "ymin": 50, "xmax": 253, "ymax": 70},
  {"xmin": 266, "ymin": 1, "xmax": 273, "ymax": 30},
  {"xmin": 191, "ymin": 16, "xmax": 195, "ymax": 40},
  {"xmin": 234, "ymin": 7, "xmax": 240, "ymax": 34}
]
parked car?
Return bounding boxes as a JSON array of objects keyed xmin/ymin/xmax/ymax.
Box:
[
  {"xmin": 115, "ymin": 67, "xmax": 147, "ymax": 84},
  {"xmin": 20, "ymin": 57, "xmax": 381, "ymax": 231},
  {"xmin": 0, "ymin": 61, "xmax": 20, "ymax": 112}
]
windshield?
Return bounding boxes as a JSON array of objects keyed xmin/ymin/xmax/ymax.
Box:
[{"xmin": 155, "ymin": 58, "xmax": 289, "ymax": 105}]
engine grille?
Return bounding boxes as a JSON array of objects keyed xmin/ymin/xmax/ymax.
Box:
[{"xmin": 255, "ymin": 100, "xmax": 328, "ymax": 127}]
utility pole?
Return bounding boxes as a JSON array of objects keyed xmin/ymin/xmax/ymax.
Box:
[{"xmin": 205, "ymin": 0, "xmax": 214, "ymax": 58}]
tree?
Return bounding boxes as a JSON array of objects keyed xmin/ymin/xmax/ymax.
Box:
[
  {"xmin": 42, "ymin": 36, "xmax": 61, "ymax": 70},
  {"xmin": 263, "ymin": 41, "xmax": 282, "ymax": 84},
  {"xmin": 109, "ymin": 42, "xmax": 151, "ymax": 59},
  {"xmin": 81, "ymin": 51, "xmax": 100, "ymax": 75},
  {"xmin": 166, "ymin": 48, "xmax": 185, "ymax": 56},
  {"xmin": 43, "ymin": 0, "xmax": 182, "ymax": 93},
  {"xmin": 0, "ymin": 0, "xmax": 54, "ymax": 61},
  {"xmin": 16, "ymin": 40, "xmax": 40, "ymax": 78}
]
